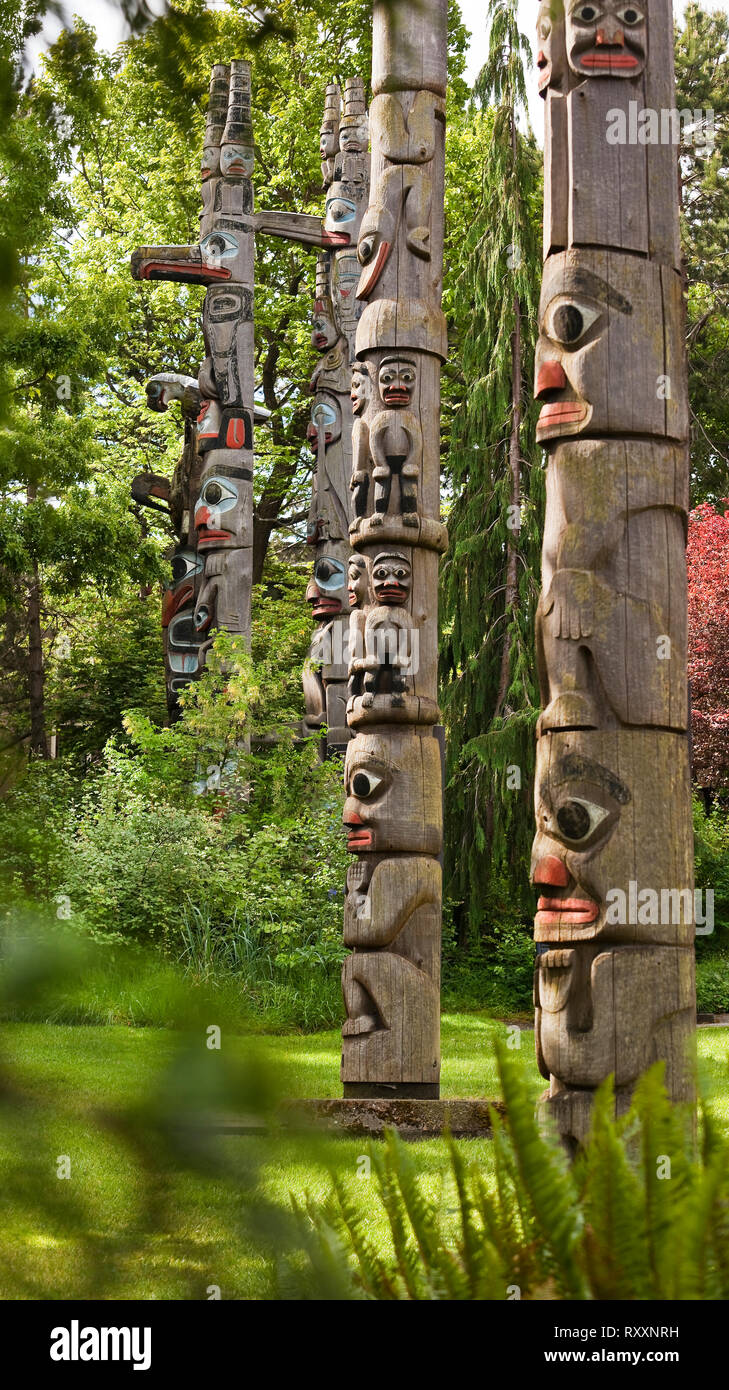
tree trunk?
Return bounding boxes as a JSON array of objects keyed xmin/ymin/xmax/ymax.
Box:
[{"xmin": 27, "ymin": 560, "xmax": 48, "ymax": 759}]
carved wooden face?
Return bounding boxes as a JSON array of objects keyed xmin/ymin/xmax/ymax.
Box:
[
  {"xmin": 307, "ymin": 393, "xmax": 341, "ymax": 453},
  {"xmin": 324, "ymin": 188, "xmax": 358, "ymax": 239},
  {"xmin": 320, "ymin": 118, "xmax": 339, "ymax": 160},
  {"xmin": 343, "ymin": 731, "xmax": 442, "ymax": 855},
  {"xmin": 193, "ymin": 466, "xmax": 252, "ymax": 550},
  {"xmin": 348, "ymin": 555, "xmax": 369, "ymax": 608},
  {"xmin": 306, "ymin": 555, "xmax": 348, "ymax": 620},
  {"xmin": 220, "ymin": 142, "xmax": 254, "ymax": 177},
  {"xmin": 339, "ymin": 118, "xmax": 368, "ymax": 153},
  {"xmin": 311, "ymin": 297, "xmax": 338, "ymax": 352},
  {"xmin": 351, "ymin": 364, "xmax": 370, "ymax": 415},
  {"xmin": 534, "ymin": 252, "xmax": 673, "ymax": 441},
  {"xmin": 201, "ymin": 144, "xmax": 220, "ymax": 180},
  {"xmin": 331, "ymin": 252, "xmax": 362, "ymax": 336},
  {"xmin": 536, "ymin": 0, "xmax": 566, "ymax": 94},
  {"xmin": 371, "ymin": 551, "xmax": 412, "ymax": 605},
  {"xmin": 378, "ymin": 357, "xmax": 417, "ymax": 407},
  {"xmin": 566, "ymin": 0, "xmax": 646, "ymax": 77},
  {"xmin": 531, "ymin": 735, "xmax": 693, "ymax": 942}
]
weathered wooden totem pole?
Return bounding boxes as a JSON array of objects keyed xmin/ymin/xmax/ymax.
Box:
[
  {"xmin": 304, "ymin": 79, "xmax": 371, "ymax": 754},
  {"xmin": 131, "ymin": 62, "xmax": 257, "ymax": 688},
  {"xmin": 341, "ymin": 0, "xmax": 448, "ymax": 1096},
  {"xmin": 533, "ymin": 0, "xmax": 694, "ymax": 1148}
]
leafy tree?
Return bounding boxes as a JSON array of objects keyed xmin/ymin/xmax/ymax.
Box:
[{"xmin": 439, "ymin": 0, "xmax": 543, "ymax": 942}]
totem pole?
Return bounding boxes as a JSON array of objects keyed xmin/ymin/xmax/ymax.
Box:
[
  {"xmin": 304, "ymin": 79, "xmax": 371, "ymax": 755},
  {"xmin": 533, "ymin": 0, "xmax": 694, "ymax": 1149},
  {"xmin": 341, "ymin": 0, "xmax": 448, "ymax": 1096},
  {"xmin": 131, "ymin": 62, "xmax": 257, "ymax": 682}
]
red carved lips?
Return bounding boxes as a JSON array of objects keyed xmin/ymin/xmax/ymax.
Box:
[
  {"xmin": 375, "ymin": 584, "xmax": 407, "ymax": 603},
  {"xmin": 537, "ymin": 401, "xmax": 588, "ymax": 434},
  {"xmin": 139, "ymin": 262, "xmax": 231, "ymax": 283},
  {"xmin": 310, "ymin": 595, "xmax": 342, "ymax": 619},
  {"xmin": 344, "ymin": 814, "xmax": 373, "ymax": 851},
  {"xmin": 197, "ymin": 528, "xmax": 230, "ymax": 545},
  {"xmin": 314, "ymin": 333, "xmax": 329, "ymax": 349},
  {"xmin": 533, "ymin": 855, "xmax": 599, "ymax": 928},
  {"xmin": 382, "ymin": 388, "xmax": 410, "ymax": 406},
  {"xmin": 321, "ymin": 230, "xmax": 351, "ymax": 247},
  {"xmin": 348, "ymin": 590, "xmax": 359, "ymax": 607}
]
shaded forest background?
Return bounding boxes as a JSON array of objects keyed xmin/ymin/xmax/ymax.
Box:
[{"xmin": 1, "ymin": 0, "xmax": 728, "ymax": 1024}]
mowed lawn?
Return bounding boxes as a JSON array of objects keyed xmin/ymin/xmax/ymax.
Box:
[{"xmin": 0, "ymin": 1017, "xmax": 727, "ymax": 1300}]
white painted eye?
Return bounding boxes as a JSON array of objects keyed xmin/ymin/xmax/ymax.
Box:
[
  {"xmin": 315, "ymin": 558, "xmax": 346, "ymax": 592},
  {"xmin": 327, "ymin": 198, "xmax": 356, "ymax": 223},
  {"xmin": 200, "ymin": 231, "xmax": 238, "ymax": 261},
  {"xmin": 199, "ymin": 477, "xmax": 237, "ymax": 513},
  {"xmin": 552, "ymin": 798, "xmax": 610, "ymax": 844},
  {"xmin": 544, "ymin": 295, "xmax": 601, "ymax": 347},
  {"xmin": 351, "ymin": 770, "xmax": 383, "ymax": 799},
  {"xmin": 617, "ymin": 5, "xmax": 643, "ymax": 23},
  {"xmin": 574, "ymin": 4, "xmax": 600, "ymax": 22}
]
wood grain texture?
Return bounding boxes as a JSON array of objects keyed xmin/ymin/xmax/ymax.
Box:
[
  {"xmin": 341, "ymin": 0, "xmax": 447, "ymax": 1092},
  {"xmin": 534, "ymin": 0, "xmax": 694, "ymax": 1148}
]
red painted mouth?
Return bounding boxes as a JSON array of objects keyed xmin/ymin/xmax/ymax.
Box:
[
  {"xmin": 224, "ymin": 159, "xmax": 249, "ymax": 175},
  {"xmin": 383, "ymin": 389, "xmax": 410, "ymax": 406},
  {"xmin": 537, "ymin": 402, "xmax": 588, "ymax": 434},
  {"xmin": 580, "ymin": 51, "xmax": 638, "ymax": 69},
  {"xmin": 375, "ymin": 585, "xmax": 407, "ymax": 603},
  {"xmin": 311, "ymin": 598, "xmax": 342, "ymax": 618},
  {"xmin": 535, "ymin": 895, "xmax": 599, "ymax": 926},
  {"xmin": 357, "ymin": 241, "xmax": 390, "ymax": 300},
  {"xmin": 138, "ymin": 262, "xmax": 231, "ymax": 283},
  {"xmin": 196, "ymin": 527, "xmax": 231, "ymax": 545},
  {"xmin": 321, "ymin": 230, "xmax": 351, "ymax": 247},
  {"xmin": 346, "ymin": 826, "xmax": 373, "ymax": 851},
  {"xmin": 348, "ymin": 592, "xmax": 359, "ymax": 607},
  {"xmin": 314, "ymin": 334, "xmax": 329, "ymax": 349}
]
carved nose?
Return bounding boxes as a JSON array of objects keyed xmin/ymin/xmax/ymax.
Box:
[
  {"xmin": 533, "ymin": 855, "xmax": 570, "ymax": 887},
  {"xmin": 535, "ymin": 361, "xmax": 567, "ymax": 398},
  {"xmin": 305, "ymin": 579, "xmax": 320, "ymax": 603},
  {"xmin": 596, "ymin": 24, "xmax": 624, "ymax": 44},
  {"xmin": 344, "ymin": 811, "xmax": 363, "ymax": 825},
  {"xmin": 196, "ymin": 506, "xmax": 211, "ymax": 526}
]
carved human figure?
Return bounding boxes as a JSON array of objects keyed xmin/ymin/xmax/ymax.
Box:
[
  {"xmin": 349, "ymin": 363, "xmax": 372, "ymax": 527},
  {"xmin": 319, "ymin": 82, "xmax": 341, "ymax": 186},
  {"xmin": 367, "ymin": 356, "xmax": 421, "ymax": 524},
  {"xmin": 346, "ymin": 554, "xmax": 369, "ymax": 703},
  {"xmin": 360, "ymin": 550, "xmax": 414, "ymax": 708},
  {"xmin": 565, "ymin": 0, "xmax": 647, "ymax": 79}
]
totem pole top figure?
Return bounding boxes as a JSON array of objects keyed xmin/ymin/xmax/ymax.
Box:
[{"xmin": 320, "ymin": 81, "xmax": 341, "ymax": 187}]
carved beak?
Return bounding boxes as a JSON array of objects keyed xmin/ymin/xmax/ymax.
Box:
[
  {"xmin": 131, "ymin": 245, "xmax": 231, "ymax": 285},
  {"xmin": 356, "ymin": 241, "xmax": 390, "ymax": 300}
]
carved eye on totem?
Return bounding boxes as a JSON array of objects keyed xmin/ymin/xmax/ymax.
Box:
[
  {"xmin": 326, "ymin": 197, "xmax": 357, "ymax": 224},
  {"xmin": 351, "ymin": 770, "xmax": 383, "ymax": 799},
  {"xmin": 540, "ymin": 788, "xmax": 619, "ymax": 853},
  {"xmin": 617, "ymin": 4, "xmax": 642, "ymax": 23},
  {"xmin": 171, "ymin": 551, "xmax": 202, "ymax": 586},
  {"xmin": 311, "ymin": 401, "xmax": 337, "ymax": 430},
  {"xmin": 194, "ymin": 605, "xmax": 211, "ymax": 632},
  {"xmin": 572, "ymin": 3, "xmax": 599, "ymax": 21},
  {"xmin": 551, "ymin": 798, "xmax": 610, "ymax": 843},
  {"xmin": 200, "ymin": 477, "xmax": 237, "ymax": 512},
  {"xmin": 200, "ymin": 231, "xmax": 239, "ymax": 263},
  {"xmin": 314, "ymin": 557, "xmax": 346, "ymax": 592},
  {"xmin": 542, "ymin": 295, "xmax": 601, "ymax": 347},
  {"xmin": 358, "ymin": 233, "xmax": 377, "ymax": 266}
]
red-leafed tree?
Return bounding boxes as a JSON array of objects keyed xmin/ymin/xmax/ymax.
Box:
[{"xmin": 687, "ymin": 500, "xmax": 729, "ymax": 790}]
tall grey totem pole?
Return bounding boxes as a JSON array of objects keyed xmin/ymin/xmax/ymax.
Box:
[
  {"xmin": 303, "ymin": 79, "xmax": 371, "ymax": 755},
  {"xmin": 341, "ymin": 0, "xmax": 448, "ymax": 1097},
  {"xmin": 131, "ymin": 62, "xmax": 257, "ymax": 712},
  {"xmin": 532, "ymin": 0, "xmax": 695, "ymax": 1148}
]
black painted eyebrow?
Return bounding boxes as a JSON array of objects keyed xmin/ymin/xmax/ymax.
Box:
[
  {"xmin": 547, "ymin": 753, "xmax": 632, "ymax": 804},
  {"xmin": 569, "ymin": 268, "xmax": 633, "ymax": 315}
]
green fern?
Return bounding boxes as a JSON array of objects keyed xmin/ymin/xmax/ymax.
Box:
[{"xmin": 290, "ymin": 1049, "xmax": 729, "ymax": 1301}]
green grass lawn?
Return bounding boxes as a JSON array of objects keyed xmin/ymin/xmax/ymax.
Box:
[{"xmin": 0, "ymin": 1017, "xmax": 727, "ymax": 1300}]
